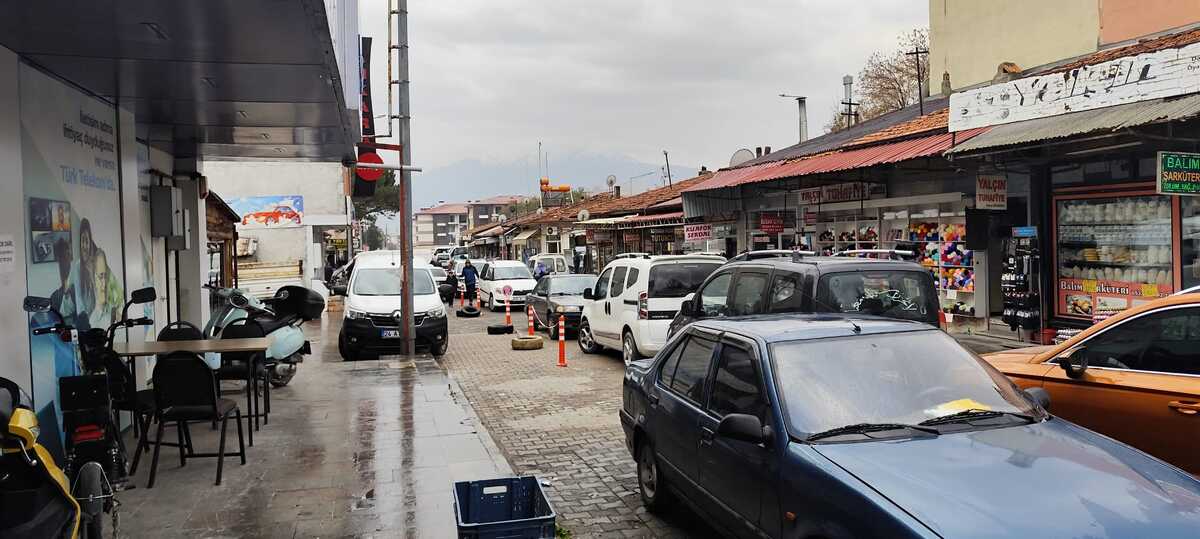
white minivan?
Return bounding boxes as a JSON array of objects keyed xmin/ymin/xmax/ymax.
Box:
[
  {"xmin": 578, "ymin": 254, "xmax": 724, "ymax": 364},
  {"xmin": 334, "ymin": 256, "xmax": 449, "ymax": 360}
]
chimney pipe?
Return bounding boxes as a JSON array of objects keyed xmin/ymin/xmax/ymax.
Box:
[
  {"xmin": 755, "ymin": 147, "xmax": 763, "ymax": 157},
  {"xmin": 764, "ymin": 146, "xmax": 771, "ymax": 155},
  {"xmin": 613, "ymin": 185, "xmax": 621, "ymax": 198},
  {"xmin": 797, "ymin": 98, "xmax": 808, "ymax": 142}
]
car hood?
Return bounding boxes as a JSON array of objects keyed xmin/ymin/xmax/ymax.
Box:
[
  {"xmin": 983, "ymin": 344, "xmax": 1056, "ymax": 365},
  {"xmin": 549, "ymin": 295, "xmax": 586, "ymax": 308},
  {"xmin": 812, "ymin": 419, "xmax": 1200, "ymax": 538},
  {"xmin": 348, "ymin": 293, "xmax": 442, "ymax": 314},
  {"xmin": 490, "ymin": 278, "xmax": 537, "ymax": 292}
]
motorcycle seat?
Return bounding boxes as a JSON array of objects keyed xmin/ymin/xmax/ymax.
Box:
[{"xmin": 252, "ymin": 313, "xmax": 300, "ymax": 335}]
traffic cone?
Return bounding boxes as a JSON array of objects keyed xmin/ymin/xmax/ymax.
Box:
[
  {"xmin": 459, "ymin": 288, "xmax": 464, "ymax": 307},
  {"xmin": 557, "ymin": 315, "xmax": 567, "ymax": 367},
  {"xmin": 505, "ymin": 298, "xmax": 512, "ymax": 326},
  {"xmin": 527, "ymin": 305, "xmax": 535, "ymax": 336}
]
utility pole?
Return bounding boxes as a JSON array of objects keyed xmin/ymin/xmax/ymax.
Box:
[
  {"xmin": 663, "ymin": 151, "xmax": 673, "ymax": 187},
  {"xmin": 778, "ymin": 94, "xmax": 808, "ymax": 143},
  {"xmin": 391, "ymin": 0, "xmax": 415, "ymax": 356},
  {"xmin": 906, "ymin": 46, "xmax": 929, "ymax": 115},
  {"xmin": 839, "ymin": 75, "xmax": 859, "ymax": 129}
]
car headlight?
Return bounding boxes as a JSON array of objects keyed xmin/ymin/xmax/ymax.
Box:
[
  {"xmin": 556, "ymin": 305, "xmax": 581, "ymax": 313},
  {"xmin": 346, "ymin": 309, "xmax": 368, "ymax": 320},
  {"xmin": 426, "ymin": 306, "xmax": 446, "ymax": 319}
]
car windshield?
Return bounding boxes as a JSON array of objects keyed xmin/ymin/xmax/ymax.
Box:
[
  {"xmin": 430, "ymin": 268, "xmax": 447, "ymax": 279},
  {"xmin": 549, "ymin": 275, "xmax": 595, "ymax": 295},
  {"xmin": 815, "ymin": 270, "xmax": 939, "ymax": 324},
  {"xmin": 352, "ymin": 268, "xmax": 436, "ymax": 296},
  {"xmin": 493, "ymin": 265, "xmax": 533, "ymax": 280},
  {"xmin": 647, "ymin": 262, "xmax": 721, "ymax": 298},
  {"xmin": 770, "ymin": 330, "xmax": 1038, "ymax": 437}
]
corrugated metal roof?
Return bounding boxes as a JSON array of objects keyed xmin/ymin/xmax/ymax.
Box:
[
  {"xmin": 686, "ymin": 128, "xmax": 986, "ymax": 192},
  {"xmin": 947, "ymin": 94, "xmax": 1200, "ymax": 154},
  {"xmin": 650, "ymin": 196, "xmax": 682, "ymax": 209},
  {"xmin": 625, "ymin": 211, "xmax": 683, "ymax": 223}
]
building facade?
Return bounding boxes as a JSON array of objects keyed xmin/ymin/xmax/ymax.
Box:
[{"xmin": 415, "ymin": 203, "xmax": 470, "ymax": 247}]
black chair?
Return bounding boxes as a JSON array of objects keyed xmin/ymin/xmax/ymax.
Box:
[
  {"xmin": 216, "ymin": 318, "xmax": 269, "ymax": 446},
  {"xmin": 158, "ymin": 320, "xmax": 204, "ymax": 342},
  {"xmin": 146, "ymin": 352, "xmax": 245, "ymax": 488}
]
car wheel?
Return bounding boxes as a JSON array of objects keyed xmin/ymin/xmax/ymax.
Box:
[
  {"xmin": 338, "ymin": 331, "xmax": 358, "ymax": 361},
  {"xmin": 577, "ymin": 320, "xmax": 600, "ymax": 354},
  {"xmin": 638, "ymin": 439, "xmax": 673, "ymax": 512},
  {"xmin": 548, "ymin": 312, "xmax": 559, "ymax": 339},
  {"xmin": 488, "ymin": 294, "xmax": 498, "ymax": 312},
  {"xmin": 622, "ymin": 330, "xmax": 640, "ymax": 366},
  {"xmin": 431, "ymin": 335, "xmax": 448, "ymax": 357}
]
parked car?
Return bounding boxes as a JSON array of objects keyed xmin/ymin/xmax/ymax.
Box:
[
  {"xmin": 527, "ymin": 253, "xmax": 571, "ymax": 278},
  {"xmin": 525, "ymin": 274, "xmax": 597, "ymax": 338},
  {"xmin": 982, "ymin": 293, "xmax": 1200, "ymax": 474},
  {"xmin": 478, "ymin": 260, "xmax": 537, "ymax": 311},
  {"xmin": 579, "ymin": 254, "xmax": 723, "ymax": 364},
  {"xmin": 333, "ymin": 259, "xmax": 448, "ymax": 359},
  {"xmin": 668, "ymin": 254, "xmax": 940, "ymax": 339},
  {"xmin": 621, "ymin": 313, "xmax": 1200, "ymax": 538}
]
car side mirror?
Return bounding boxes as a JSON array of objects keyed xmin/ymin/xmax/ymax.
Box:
[
  {"xmin": 583, "ymin": 288, "xmax": 593, "ymax": 300},
  {"xmin": 717, "ymin": 413, "xmax": 771, "ymax": 444},
  {"xmin": 1056, "ymin": 347, "xmax": 1088, "ymax": 379},
  {"xmin": 332, "ymin": 285, "xmax": 348, "ymax": 296},
  {"xmin": 679, "ymin": 299, "xmax": 695, "ymax": 317},
  {"xmin": 1024, "ymin": 387, "xmax": 1051, "ymax": 411}
]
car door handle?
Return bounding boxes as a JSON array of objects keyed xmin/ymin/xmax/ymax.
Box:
[
  {"xmin": 699, "ymin": 427, "xmax": 715, "ymax": 446},
  {"xmin": 623, "ymin": 299, "xmax": 637, "ymax": 306},
  {"xmin": 647, "ymin": 393, "xmax": 659, "ymax": 407},
  {"xmin": 1168, "ymin": 400, "xmax": 1200, "ymax": 415}
]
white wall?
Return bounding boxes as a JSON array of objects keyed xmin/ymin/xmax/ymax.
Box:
[{"xmin": 0, "ymin": 46, "xmax": 30, "ymax": 388}]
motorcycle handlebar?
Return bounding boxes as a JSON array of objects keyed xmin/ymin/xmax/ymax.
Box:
[{"xmin": 32, "ymin": 327, "xmax": 57, "ymax": 336}]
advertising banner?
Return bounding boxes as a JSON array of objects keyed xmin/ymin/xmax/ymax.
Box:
[
  {"xmin": 976, "ymin": 175, "xmax": 1008, "ymax": 210},
  {"xmin": 1057, "ymin": 278, "xmax": 1171, "ymax": 319},
  {"xmin": 21, "ymin": 65, "xmax": 124, "ymax": 452},
  {"xmin": 684, "ymin": 224, "xmax": 711, "ymax": 241},
  {"xmin": 227, "ymin": 195, "xmax": 306, "ymax": 229},
  {"xmin": 759, "ymin": 213, "xmax": 784, "ymax": 234}
]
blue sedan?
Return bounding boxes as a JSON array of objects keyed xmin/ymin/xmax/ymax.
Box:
[{"xmin": 619, "ymin": 314, "xmax": 1200, "ymax": 538}]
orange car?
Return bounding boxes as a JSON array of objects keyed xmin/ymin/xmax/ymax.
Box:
[
  {"xmin": 983, "ymin": 294, "xmax": 1200, "ymax": 475},
  {"xmin": 241, "ymin": 205, "xmax": 301, "ymax": 226}
]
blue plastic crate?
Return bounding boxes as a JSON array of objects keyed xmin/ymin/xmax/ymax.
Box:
[{"xmin": 453, "ymin": 476, "xmax": 556, "ymax": 539}]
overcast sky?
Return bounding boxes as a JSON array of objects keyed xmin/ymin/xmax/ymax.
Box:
[{"xmin": 360, "ymin": 1, "xmax": 928, "ymax": 176}]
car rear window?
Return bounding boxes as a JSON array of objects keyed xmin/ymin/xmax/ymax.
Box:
[
  {"xmin": 648, "ymin": 262, "xmax": 721, "ymax": 298},
  {"xmin": 815, "ymin": 270, "xmax": 938, "ymax": 324}
]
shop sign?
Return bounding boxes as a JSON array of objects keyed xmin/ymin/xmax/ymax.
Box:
[
  {"xmin": 976, "ymin": 175, "xmax": 1008, "ymax": 210},
  {"xmin": 1012, "ymin": 226, "xmax": 1037, "ymax": 238},
  {"xmin": 593, "ymin": 230, "xmax": 612, "ymax": 242},
  {"xmin": 1058, "ymin": 278, "xmax": 1172, "ymax": 319},
  {"xmin": 796, "ymin": 182, "xmax": 881, "ymax": 205},
  {"xmin": 951, "ymin": 40, "xmax": 1200, "ymax": 132},
  {"xmin": 623, "ymin": 231, "xmax": 642, "ymax": 243},
  {"xmin": 712, "ymin": 224, "xmax": 736, "ymax": 238},
  {"xmin": 1157, "ymin": 151, "xmax": 1200, "ymax": 195},
  {"xmin": 759, "ymin": 213, "xmax": 784, "ymax": 234},
  {"xmin": 803, "ymin": 209, "xmax": 817, "ymax": 226},
  {"xmin": 0, "ymin": 234, "xmax": 13, "ymax": 274},
  {"xmin": 684, "ymin": 224, "xmax": 712, "ymax": 241}
]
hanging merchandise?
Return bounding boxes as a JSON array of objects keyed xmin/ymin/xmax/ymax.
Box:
[{"xmin": 1001, "ymin": 231, "xmax": 1041, "ymax": 334}]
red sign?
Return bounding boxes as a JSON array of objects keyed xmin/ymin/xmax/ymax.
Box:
[
  {"xmin": 357, "ymin": 152, "xmax": 384, "ymax": 181},
  {"xmin": 759, "ymin": 213, "xmax": 784, "ymax": 234}
]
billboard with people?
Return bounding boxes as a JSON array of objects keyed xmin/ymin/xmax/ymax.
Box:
[{"xmin": 20, "ymin": 64, "xmax": 124, "ymax": 455}]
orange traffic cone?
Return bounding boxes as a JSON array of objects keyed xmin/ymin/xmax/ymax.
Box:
[
  {"xmin": 459, "ymin": 288, "xmax": 464, "ymax": 307},
  {"xmin": 504, "ymin": 298, "xmax": 512, "ymax": 326},
  {"xmin": 557, "ymin": 315, "xmax": 567, "ymax": 367},
  {"xmin": 527, "ymin": 305, "xmax": 535, "ymax": 336}
]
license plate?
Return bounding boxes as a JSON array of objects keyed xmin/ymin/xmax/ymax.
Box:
[{"xmin": 380, "ymin": 329, "xmax": 402, "ymax": 339}]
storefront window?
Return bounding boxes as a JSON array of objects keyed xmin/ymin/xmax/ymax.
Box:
[
  {"xmin": 1181, "ymin": 197, "xmax": 1200, "ymax": 291},
  {"xmin": 1056, "ymin": 194, "xmax": 1173, "ymax": 319}
]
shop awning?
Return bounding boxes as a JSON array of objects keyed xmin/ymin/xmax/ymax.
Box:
[
  {"xmin": 512, "ymin": 228, "xmax": 540, "ymax": 242},
  {"xmin": 577, "ymin": 216, "xmax": 630, "ymax": 227},
  {"xmin": 471, "ymin": 238, "xmax": 497, "ymax": 246},
  {"xmin": 621, "ymin": 211, "xmax": 684, "ymax": 228},
  {"xmin": 947, "ymin": 93, "xmax": 1200, "ymax": 155},
  {"xmin": 684, "ymin": 129, "xmax": 987, "ymax": 193}
]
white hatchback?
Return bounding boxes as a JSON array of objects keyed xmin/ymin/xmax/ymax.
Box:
[
  {"xmin": 578, "ymin": 254, "xmax": 724, "ymax": 364},
  {"xmin": 478, "ymin": 260, "xmax": 538, "ymax": 311}
]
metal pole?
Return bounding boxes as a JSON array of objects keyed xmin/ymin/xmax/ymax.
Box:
[
  {"xmin": 663, "ymin": 151, "xmax": 673, "ymax": 187},
  {"xmin": 397, "ymin": 0, "xmax": 415, "ymax": 356},
  {"xmin": 906, "ymin": 47, "xmax": 929, "ymax": 115}
]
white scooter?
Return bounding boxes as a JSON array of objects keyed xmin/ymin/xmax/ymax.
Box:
[{"xmin": 203, "ymin": 284, "xmax": 325, "ymax": 387}]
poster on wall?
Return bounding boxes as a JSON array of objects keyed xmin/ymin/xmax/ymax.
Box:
[
  {"xmin": 227, "ymin": 195, "xmax": 305, "ymax": 229},
  {"xmin": 20, "ymin": 64, "xmax": 124, "ymax": 453},
  {"xmin": 1057, "ymin": 278, "xmax": 1171, "ymax": 319}
]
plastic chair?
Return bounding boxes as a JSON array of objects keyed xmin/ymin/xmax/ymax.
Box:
[
  {"xmin": 146, "ymin": 352, "xmax": 245, "ymax": 488},
  {"xmin": 216, "ymin": 318, "xmax": 269, "ymax": 446}
]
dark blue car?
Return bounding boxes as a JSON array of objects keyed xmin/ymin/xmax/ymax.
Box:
[{"xmin": 620, "ymin": 314, "xmax": 1200, "ymax": 538}]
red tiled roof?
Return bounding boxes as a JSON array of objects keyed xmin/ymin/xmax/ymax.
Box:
[
  {"xmin": 585, "ymin": 173, "xmax": 711, "ymax": 216},
  {"xmin": 685, "ymin": 128, "xmax": 987, "ymax": 193},
  {"xmin": 417, "ymin": 203, "xmax": 469, "ymax": 215},
  {"xmin": 1047, "ymin": 27, "xmax": 1200, "ymax": 76},
  {"xmin": 848, "ymin": 108, "xmax": 949, "ymax": 146},
  {"xmin": 522, "ymin": 193, "xmax": 616, "ymax": 225}
]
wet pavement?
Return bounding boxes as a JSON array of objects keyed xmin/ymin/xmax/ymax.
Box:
[{"xmin": 117, "ymin": 315, "xmax": 512, "ymax": 538}]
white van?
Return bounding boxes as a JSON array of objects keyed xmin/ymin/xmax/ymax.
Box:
[
  {"xmin": 578, "ymin": 254, "xmax": 724, "ymax": 364},
  {"xmin": 334, "ymin": 257, "xmax": 448, "ymax": 360}
]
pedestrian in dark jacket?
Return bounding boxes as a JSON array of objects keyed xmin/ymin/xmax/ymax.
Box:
[{"xmin": 461, "ymin": 259, "xmax": 480, "ymax": 302}]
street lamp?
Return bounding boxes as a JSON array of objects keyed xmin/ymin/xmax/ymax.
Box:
[{"xmin": 779, "ymin": 94, "xmax": 808, "ymax": 143}]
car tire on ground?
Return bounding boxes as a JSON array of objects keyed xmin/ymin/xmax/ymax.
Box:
[
  {"xmin": 511, "ymin": 336, "xmax": 544, "ymax": 350},
  {"xmin": 431, "ymin": 335, "xmax": 449, "ymax": 357},
  {"xmin": 577, "ymin": 319, "xmax": 601, "ymax": 354},
  {"xmin": 622, "ymin": 330, "xmax": 641, "ymax": 366},
  {"xmin": 456, "ymin": 306, "xmax": 480, "ymax": 318},
  {"xmin": 487, "ymin": 324, "xmax": 514, "ymax": 335},
  {"xmin": 338, "ymin": 331, "xmax": 358, "ymax": 361},
  {"xmin": 638, "ymin": 439, "xmax": 673, "ymax": 513}
]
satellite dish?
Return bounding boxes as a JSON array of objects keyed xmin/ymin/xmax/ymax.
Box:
[
  {"xmin": 545, "ymin": 226, "xmax": 558, "ymax": 236},
  {"xmin": 578, "ymin": 209, "xmax": 591, "ymax": 221},
  {"xmin": 498, "ymin": 214, "xmax": 508, "ymax": 223},
  {"xmin": 605, "ymin": 175, "xmax": 617, "ymax": 188},
  {"xmin": 730, "ymin": 148, "xmax": 756, "ymax": 167}
]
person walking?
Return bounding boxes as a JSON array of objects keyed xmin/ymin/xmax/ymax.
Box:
[{"xmin": 461, "ymin": 259, "xmax": 480, "ymax": 304}]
